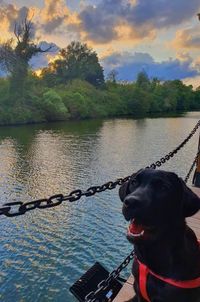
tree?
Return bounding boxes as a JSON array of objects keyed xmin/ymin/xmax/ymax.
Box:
[
  {"xmin": 107, "ymin": 69, "xmax": 118, "ymax": 83},
  {"xmin": 169, "ymin": 80, "xmax": 192, "ymax": 111},
  {"xmin": 0, "ymin": 17, "xmax": 52, "ymax": 98},
  {"xmin": 193, "ymin": 89, "xmax": 200, "ymax": 110},
  {"xmin": 150, "ymin": 77, "xmax": 160, "ymax": 91},
  {"xmin": 43, "ymin": 41, "xmax": 104, "ymax": 87},
  {"xmin": 136, "ymin": 71, "xmax": 150, "ymax": 90}
]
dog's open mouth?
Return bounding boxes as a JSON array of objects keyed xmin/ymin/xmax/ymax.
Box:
[
  {"xmin": 128, "ymin": 219, "xmax": 145, "ymax": 238},
  {"xmin": 127, "ymin": 219, "xmax": 155, "ymax": 239}
]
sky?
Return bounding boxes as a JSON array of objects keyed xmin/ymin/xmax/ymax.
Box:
[{"xmin": 1, "ymin": 0, "xmax": 200, "ymax": 87}]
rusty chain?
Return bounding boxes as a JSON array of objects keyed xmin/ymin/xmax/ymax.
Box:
[{"xmin": 0, "ymin": 119, "xmax": 199, "ymax": 218}]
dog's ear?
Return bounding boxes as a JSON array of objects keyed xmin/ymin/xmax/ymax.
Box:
[
  {"xmin": 119, "ymin": 169, "xmax": 144, "ymax": 202},
  {"xmin": 119, "ymin": 181, "xmax": 129, "ymax": 202},
  {"xmin": 180, "ymin": 178, "xmax": 200, "ymax": 217}
]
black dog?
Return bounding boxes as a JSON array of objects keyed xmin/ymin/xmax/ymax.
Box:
[{"xmin": 119, "ymin": 169, "xmax": 200, "ymax": 302}]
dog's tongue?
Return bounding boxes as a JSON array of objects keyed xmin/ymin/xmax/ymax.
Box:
[{"xmin": 129, "ymin": 220, "xmax": 144, "ymax": 235}]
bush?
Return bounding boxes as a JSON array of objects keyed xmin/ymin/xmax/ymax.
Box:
[
  {"xmin": 0, "ymin": 78, "xmax": 9, "ymax": 105},
  {"xmin": 42, "ymin": 89, "xmax": 69, "ymax": 121}
]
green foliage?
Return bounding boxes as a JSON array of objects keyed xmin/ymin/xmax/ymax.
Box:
[
  {"xmin": 170, "ymin": 80, "xmax": 193, "ymax": 111},
  {"xmin": 59, "ymin": 80, "xmax": 106, "ymax": 118},
  {"xmin": 192, "ymin": 89, "xmax": 200, "ymax": 110},
  {"xmin": 136, "ymin": 71, "xmax": 151, "ymax": 91},
  {"xmin": 0, "ymin": 36, "xmax": 199, "ymax": 126},
  {"xmin": 0, "ymin": 78, "xmax": 9, "ymax": 105},
  {"xmin": 106, "ymin": 70, "xmax": 118, "ymax": 84},
  {"xmin": 0, "ymin": 73, "xmax": 198, "ymax": 126},
  {"xmin": 40, "ymin": 67, "xmax": 58, "ymax": 87},
  {"xmin": 63, "ymin": 91, "xmax": 90, "ymax": 119},
  {"xmin": 41, "ymin": 89, "xmax": 69, "ymax": 121},
  {"xmin": 0, "ymin": 18, "xmax": 198, "ymax": 125},
  {"xmin": 41, "ymin": 41, "xmax": 105, "ymax": 88}
]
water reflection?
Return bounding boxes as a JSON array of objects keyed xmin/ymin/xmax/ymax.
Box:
[{"xmin": 0, "ymin": 112, "xmax": 199, "ymax": 302}]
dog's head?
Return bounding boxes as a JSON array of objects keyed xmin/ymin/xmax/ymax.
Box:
[{"xmin": 119, "ymin": 169, "xmax": 200, "ymax": 242}]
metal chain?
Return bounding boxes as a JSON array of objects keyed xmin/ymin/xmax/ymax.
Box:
[
  {"xmin": 85, "ymin": 250, "xmax": 135, "ymax": 302},
  {"xmin": 84, "ymin": 122, "xmax": 200, "ymax": 302},
  {"xmin": 0, "ymin": 177, "xmax": 130, "ymax": 217},
  {"xmin": 184, "ymin": 147, "xmax": 200, "ymax": 183},
  {"xmin": 0, "ymin": 122, "xmax": 199, "ymax": 302},
  {"xmin": 146, "ymin": 119, "xmax": 200, "ymax": 169},
  {"xmin": 0, "ymin": 120, "xmax": 199, "ymax": 217}
]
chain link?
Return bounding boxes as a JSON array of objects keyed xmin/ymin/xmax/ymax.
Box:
[
  {"xmin": 184, "ymin": 147, "xmax": 200, "ymax": 183},
  {"xmin": 0, "ymin": 121, "xmax": 199, "ymax": 302},
  {"xmin": 0, "ymin": 177, "xmax": 131, "ymax": 217},
  {"xmin": 146, "ymin": 119, "xmax": 200, "ymax": 169},
  {"xmin": 0, "ymin": 120, "xmax": 199, "ymax": 218},
  {"xmin": 84, "ymin": 121, "xmax": 200, "ymax": 302},
  {"xmin": 85, "ymin": 250, "xmax": 135, "ymax": 302}
]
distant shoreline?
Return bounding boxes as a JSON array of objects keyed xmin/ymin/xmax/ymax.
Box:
[{"xmin": 0, "ymin": 110, "xmax": 198, "ymax": 128}]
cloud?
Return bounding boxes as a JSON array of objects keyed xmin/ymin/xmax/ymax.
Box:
[
  {"xmin": 40, "ymin": 0, "xmax": 69, "ymax": 34},
  {"xmin": 102, "ymin": 51, "xmax": 154, "ymax": 69},
  {"xmin": 127, "ymin": 0, "xmax": 200, "ymax": 27},
  {"xmin": 176, "ymin": 52, "xmax": 193, "ymax": 62},
  {"xmin": 2, "ymin": 0, "xmax": 198, "ymax": 48},
  {"xmin": 182, "ymin": 75, "xmax": 200, "ymax": 89},
  {"xmin": 0, "ymin": 2, "xmax": 36, "ymax": 38},
  {"xmin": 0, "ymin": 0, "xmax": 76, "ymax": 38},
  {"xmin": 1, "ymin": 0, "xmax": 200, "ymax": 49},
  {"xmin": 30, "ymin": 41, "xmax": 59, "ymax": 70},
  {"xmin": 34, "ymin": 0, "xmax": 81, "ymax": 46},
  {"xmin": 42, "ymin": 16, "xmax": 65, "ymax": 34},
  {"xmin": 0, "ymin": 1, "xmax": 79, "ymax": 47},
  {"xmin": 78, "ymin": 3, "xmax": 118, "ymax": 43},
  {"xmin": 101, "ymin": 51, "xmax": 199, "ymax": 81},
  {"xmin": 171, "ymin": 26, "xmax": 200, "ymax": 50},
  {"xmin": 77, "ymin": 0, "xmax": 155, "ymax": 43},
  {"xmin": 75, "ymin": 0, "xmax": 200, "ymax": 44},
  {"xmin": 39, "ymin": 0, "xmax": 80, "ymax": 36}
]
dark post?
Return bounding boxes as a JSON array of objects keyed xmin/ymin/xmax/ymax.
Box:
[
  {"xmin": 193, "ymin": 134, "xmax": 200, "ymax": 187},
  {"xmin": 193, "ymin": 14, "xmax": 200, "ymax": 187}
]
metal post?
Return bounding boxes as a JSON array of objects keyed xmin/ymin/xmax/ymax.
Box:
[{"xmin": 193, "ymin": 133, "xmax": 200, "ymax": 187}]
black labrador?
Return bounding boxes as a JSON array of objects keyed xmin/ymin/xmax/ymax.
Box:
[{"xmin": 119, "ymin": 169, "xmax": 200, "ymax": 302}]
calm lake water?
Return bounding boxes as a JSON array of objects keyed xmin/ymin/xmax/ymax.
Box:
[{"xmin": 0, "ymin": 112, "xmax": 199, "ymax": 301}]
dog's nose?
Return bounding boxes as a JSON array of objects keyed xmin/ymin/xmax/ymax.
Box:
[{"xmin": 124, "ymin": 196, "xmax": 141, "ymax": 208}]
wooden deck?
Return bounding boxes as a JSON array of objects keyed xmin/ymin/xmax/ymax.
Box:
[{"xmin": 113, "ymin": 187, "xmax": 200, "ymax": 302}]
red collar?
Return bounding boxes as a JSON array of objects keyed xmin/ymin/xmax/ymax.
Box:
[{"xmin": 136, "ymin": 241, "xmax": 200, "ymax": 302}]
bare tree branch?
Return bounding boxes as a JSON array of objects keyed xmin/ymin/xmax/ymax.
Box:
[
  {"xmin": 14, "ymin": 23, "xmax": 21, "ymax": 43},
  {"xmin": 0, "ymin": 16, "xmax": 52, "ymax": 93},
  {"xmin": 38, "ymin": 45, "xmax": 54, "ymax": 53}
]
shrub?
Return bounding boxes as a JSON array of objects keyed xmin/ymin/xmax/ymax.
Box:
[{"xmin": 42, "ymin": 89, "xmax": 69, "ymax": 121}]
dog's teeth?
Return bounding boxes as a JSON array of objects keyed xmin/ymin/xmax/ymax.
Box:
[
  {"xmin": 134, "ymin": 230, "xmax": 144, "ymax": 237},
  {"xmin": 128, "ymin": 230, "xmax": 144, "ymax": 238}
]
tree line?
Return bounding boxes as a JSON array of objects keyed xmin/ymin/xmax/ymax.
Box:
[{"xmin": 0, "ymin": 18, "xmax": 199, "ymax": 125}]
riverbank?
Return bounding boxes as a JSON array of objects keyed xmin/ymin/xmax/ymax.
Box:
[
  {"xmin": 0, "ymin": 76, "xmax": 200, "ymax": 127},
  {"xmin": 0, "ymin": 108, "xmax": 198, "ymax": 127},
  {"xmin": 0, "ymin": 110, "xmax": 195, "ymax": 128}
]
